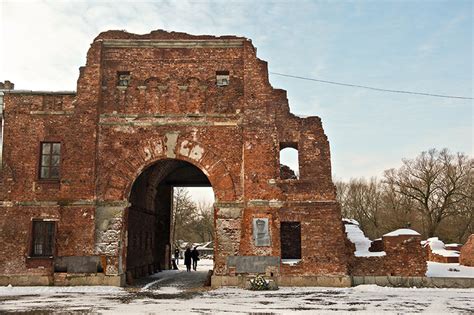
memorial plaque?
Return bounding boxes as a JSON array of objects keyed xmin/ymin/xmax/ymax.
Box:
[
  {"xmin": 253, "ymin": 218, "xmax": 270, "ymax": 246},
  {"xmin": 227, "ymin": 256, "xmax": 280, "ymax": 273}
]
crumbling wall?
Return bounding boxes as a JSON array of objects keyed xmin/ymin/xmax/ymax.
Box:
[
  {"xmin": 383, "ymin": 234, "xmax": 426, "ymax": 276},
  {"xmin": 460, "ymin": 234, "xmax": 474, "ymax": 267},
  {"xmin": 346, "ymin": 229, "xmax": 426, "ymax": 277},
  {"xmin": 3, "ymin": 30, "xmax": 430, "ymax": 286}
]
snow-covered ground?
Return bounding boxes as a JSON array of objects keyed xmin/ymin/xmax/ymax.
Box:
[
  {"xmin": 1, "ymin": 283, "xmax": 473, "ymax": 314},
  {"xmin": 1, "ymin": 259, "xmax": 473, "ymax": 314},
  {"xmin": 427, "ymin": 261, "xmax": 474, "ymax": 278}
]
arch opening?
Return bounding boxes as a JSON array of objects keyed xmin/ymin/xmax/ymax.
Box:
[
  {"xmin": 125, "ymin": 158, "xmax": 215, "ymax": 281},
  {"xmin": 279, "ymin": 144, "xmax": 299, "ymax": 179}
]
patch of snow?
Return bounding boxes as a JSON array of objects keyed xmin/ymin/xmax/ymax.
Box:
[
  {"xmin": 295, "ymin": 114, "xmax": 309, "ymax": 118},
  {"xmin": 424, "ymin": 237, "xmax": 460, "ymax": 258},
  {"xmin": 196, "ymin": 241, "xmax": 213, "ymax": 250},
  {"xmin": 0, "ymin": 285, "xmax": 124, "ymax": 296},
  {"xmin": 344, "ymin": 223, "xmax": 386, "ymax": 257},
  {"xmin": 383, "ymin": 228, "xmax": 420, "ymax": 237},
  {"xmin": 426, "ymin": 237, "xmax": 445, "ymax": 250},
  {"xmin": 153, "ymin": 286, "xmax": 182, "ymax": 294},
  {"xmin": 426, "ymin": 262, "xmax": 474, "ymax": 278},
  {"xmin": 281, "ymin": 259, "xmax": 301, "ymax": 266},
  {"xmin": 197, "ymin": 258, "xmax": 214, "ymax": 268},
  {"xmin": 445, "ymin": 243, "xmax": 461, "ymax": 247},
  {"xmin": 342, "ymin": 218, "xmax": 359, "ymax": 225},
  {"xmin": 433, "ymin": 249, "xmax": 460, "ymax": 257}
]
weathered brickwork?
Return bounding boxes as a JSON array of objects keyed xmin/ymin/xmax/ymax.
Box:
[
  {"xmin": 0, "ymin": 30, "xmax": 424, "ymax": 286},
  {"xmin": 460, "ymin": 234, "xmax": 474, "ymax": 267},
  {"xmin": 347, "ymin": 234, "xmax": 427, "ymax": 277}
]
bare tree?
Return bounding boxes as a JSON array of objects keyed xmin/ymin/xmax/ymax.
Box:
[
  {"xmin": 171, "ymin": 187, "xmax": 197, "ymax": 245},
  {"xmin": 384, "ymin": 149, "xmax": 473, "ymax": 238},
  {"xmin": 194, "ymin": 201, "xmax": 214, "ymax": 242},
  {"xmin": 336, "ymin": 177, "xmax": 383, "ymax": 238}
]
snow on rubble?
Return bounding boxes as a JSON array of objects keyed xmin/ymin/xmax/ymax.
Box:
[
  {"xmin": 343, "ymin": 218, "xmax": 386, "ymax": 257},
  {"xmin": 423, "ymin": 237, "xmax": 460, "ymax": 258},
  {"xmin": 383, "ymin": 228, "xmax": 420, "ymax": 237}
]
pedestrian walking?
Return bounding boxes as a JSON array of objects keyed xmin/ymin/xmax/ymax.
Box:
[
  {"xmin": 174, "ymin": 248, "xmax": 180, "ymax": 265},
  {"xmin": 191, "ymin": 246, "xmax": 200, "ymax": 271},
  {"xmin": 184, "ymin": 247, "xmax": 192, "ymax": 272}
]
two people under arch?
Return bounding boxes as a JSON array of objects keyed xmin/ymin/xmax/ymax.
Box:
[{"xmin": 184, "ymin": 246, "xmax": 200, "ymax": 272}]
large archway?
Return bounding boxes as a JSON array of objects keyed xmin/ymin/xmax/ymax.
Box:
[{"xmin": 125, "ymin": 158, "xmax": 214, "ymax": 280}]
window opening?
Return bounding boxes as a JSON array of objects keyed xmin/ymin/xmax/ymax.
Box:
[
  {"xmin": 40, "ymin": 142, "xmax": 61, "ymax": 180},
  {"xmin": 279, "ymin": 144, "xmax": 299, "ymax": 179},
  {"xmin": 117, "ymin": 71, "xmax": 131, "ymax": 87},
  {"xmin": 31, "ymin": 220, "xmax": 55, "ymax": 257},
  {"xmin": 216, "ymin": 70, "xmax": 230, "ymax": 87},
  {"xmin": 280, "ymin": 221, "xmax": 301, "ymax": 259}
]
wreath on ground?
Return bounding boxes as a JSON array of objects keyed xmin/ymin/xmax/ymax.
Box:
[{"xmin": 249, "ymin": 274, "xmax": 270, "ymax": 290}]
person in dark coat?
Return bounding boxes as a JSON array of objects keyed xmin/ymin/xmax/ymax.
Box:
[
  {"xmin": 191, "ymin": 246, "xmax": 200, "ymax": 271},
  {"xmin": 174, "ymin": 248, "xmax": 180, "ymax": 265},
  {"xmin": 184, "ymin": 247, "xmax": 192, "ymax": 272}
]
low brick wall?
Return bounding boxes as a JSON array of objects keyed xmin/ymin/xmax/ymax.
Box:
[
  {"xmin": 383, "ymin": 234, "xmax": 427, "ymax": 276},
  {"xmin": 347, "ymin": 233, "xmax": 426, "ymax": 277},
  {"xmin": 427, "ymin": 251, "xmax": 459, "ymax": 264},
  {"xmin": 211, "ymin": 275, "xmax": 352, "ymax": 288},
  {"xmin": 349, "ymin": 256, "xmax": 388, "ymax": 276}
]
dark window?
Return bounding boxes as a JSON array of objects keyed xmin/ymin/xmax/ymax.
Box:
[
  {"xmin": 31, "ymin": 221, "xmax": 55, "ymax": 257},
  {"xmin": 40, "ymin": 142, "xmax": 61, "ymax": 180},
  {"xmin": 117, "ymin": 71, "xmax": 131, "ymax": 86},
  {"xmin": 216, "ymin": 70, "xmax": 230, "ymax": 86},
  {"xmin": 280, "ymin": 221, "xmax": 301, "ymax": 259}
]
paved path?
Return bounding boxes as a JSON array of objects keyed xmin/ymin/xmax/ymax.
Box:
[
  {"xmin": 136, "ymin": 269, "xmax": 210, "ymax": 292},
  {"xmin": 129, "ymin": 259, "xmax": 214, "ymax": 293}
]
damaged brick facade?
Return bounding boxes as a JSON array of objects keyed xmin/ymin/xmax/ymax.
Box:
[
  {"xmin": 460, "ymin": 235, "xmax": 474, "ymax": 267},
  {"xmin": 0, "ymin": 30, "xmax": 425, "ymax": 287}
]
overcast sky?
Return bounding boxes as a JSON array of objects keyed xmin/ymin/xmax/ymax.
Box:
[{"xmin": 1, "ymin": 0, "xmax": 472, "ymax": 192}]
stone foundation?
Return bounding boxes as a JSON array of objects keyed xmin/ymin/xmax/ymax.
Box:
[{"xmin": 211, "ymin": 275, "xmax": 351, "ymax": 288}]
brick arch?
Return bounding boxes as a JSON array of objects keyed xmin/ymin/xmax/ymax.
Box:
[{"xmin": 101, "ymin": 135, "xmax": 237, "ymax": 202}]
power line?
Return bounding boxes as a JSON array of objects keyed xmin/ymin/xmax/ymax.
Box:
[{"xmin": 270, "ymin": 72, "xmax": 473, "ymax": 100}]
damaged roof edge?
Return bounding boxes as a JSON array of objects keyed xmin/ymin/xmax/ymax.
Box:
[{"xmin": 4, "ymin": 90, "xmax": 76, "ymax": 95}]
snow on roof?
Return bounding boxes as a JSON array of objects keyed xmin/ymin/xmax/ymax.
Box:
[
  {"xmin": 383, "ymin": 229, "xmax": 420, "ymax": 237},
  {"xmin": 344, "ymin": 222, "xmax": 386, "ymax": 257}
]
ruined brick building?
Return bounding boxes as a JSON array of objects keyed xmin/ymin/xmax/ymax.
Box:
[{"xmin": 0, "ymin": 30, "xmax": 425, "ymax": 286}]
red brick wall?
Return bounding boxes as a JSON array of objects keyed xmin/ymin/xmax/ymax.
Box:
[
  {"xmin": 383, "ymin": 235, "xmax": 426, "ymax": 276},
  {"xmin": 0, "ymin": 30, "xmax": 349, "ymax": 281},
  {"xmin": 346, "ymin": 234, "xmax": 426, "ymax": 277},
  {"xmin": 0, "ymin": 205, "xmax": 94, "ymax": 275},
  {"xmin": 426, "ymin": 248, "xmax": 459, "ymax": 263},
  {"xmin": 460, "ymin": 234, "xmax": 474, "ymax": 267}
]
